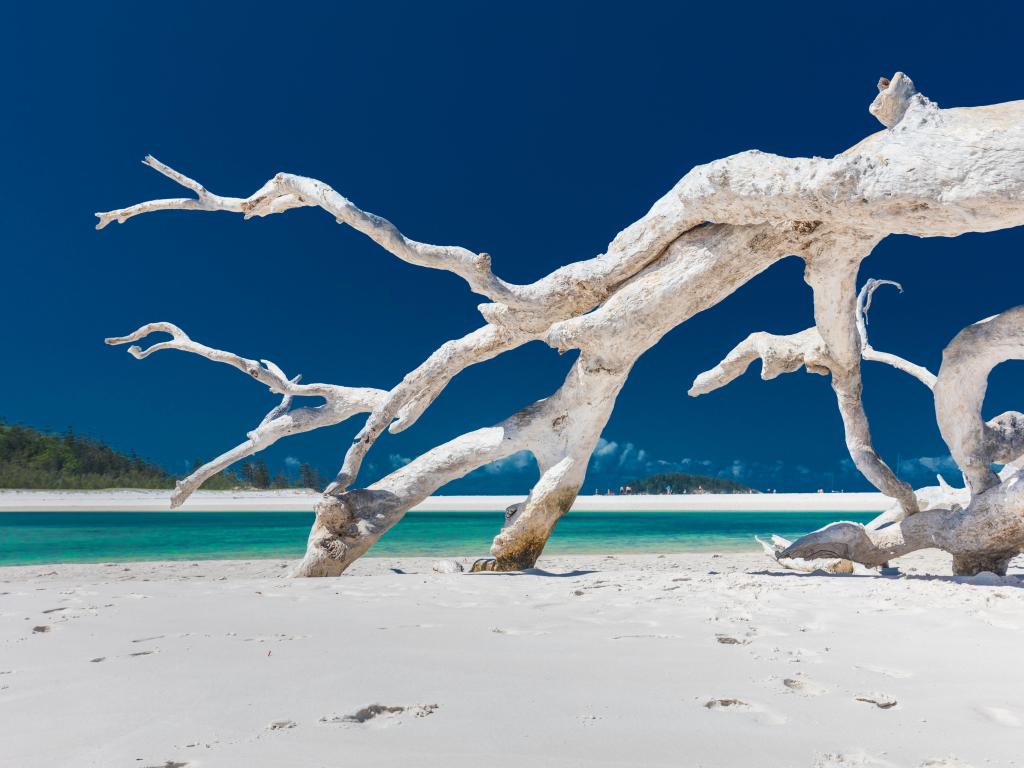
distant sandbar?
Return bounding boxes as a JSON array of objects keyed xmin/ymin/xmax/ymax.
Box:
[{"xmin": 0, "ymin": 489, "xmax": 890, "ymax": 512}]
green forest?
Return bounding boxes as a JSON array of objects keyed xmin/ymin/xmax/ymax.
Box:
[
  {"xmin": 622, "ymin": 472, "xmax": 754, "ymax": 495},
  {"xmin": 0, "ymin": 422, "xmax": 325, "ymax": 490}
]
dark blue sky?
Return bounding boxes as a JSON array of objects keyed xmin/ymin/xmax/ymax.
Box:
[{"xmin": 3, "ymin": 2, "xmax": 1023, "ymax": 493}]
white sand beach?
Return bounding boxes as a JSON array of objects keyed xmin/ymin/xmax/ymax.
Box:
[
  {"xmin": 0, "ymin": 489, "xmax": 891, "ymax": 512},
  {"xmin": 3, "ymin": 551, "xmax": 1022, "ymax": 767}
]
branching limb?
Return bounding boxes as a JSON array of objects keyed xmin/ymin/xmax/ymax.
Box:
[
  {"xmin": 172, "ymin": 398, "xmax": 349, "ymax": 507},
  {"xmin": 935, "ymin": 305, "xmax": 1024, "ymax": 494},
  {"xmin": 330, "ymin": 222, "xmax": 809, "ymax": 496},
  {"xmin": 106, "ymin": 322, "xmax": 333, "ymax": 398},
  {"xmin": 856, "ymin": 279, "xmax": 937, "ymax": 388},
  {"xmin": 688, "ymin": 313, "xmax": 920, "ymax": 515},
  {"xmin": 803, "ymin": 248, "xmax": 919, "ymax": 515},
  {"xmin": 688, "ymin": 328, "xmax": 830, "ymax": 396},
  {"xmin": 94, "ymin": 156, "xmax": 309, "ymax": 229},
  {"xmin": 96, "ymin": 157, "xmax": 518, "ymax": 304},
  {"xmin": 326, "ymin": 323, "xmax": 534, "ymax": 494},
  {"xmin": 106, "ymin": 323, "xmax": 385, "ymax": 506}
]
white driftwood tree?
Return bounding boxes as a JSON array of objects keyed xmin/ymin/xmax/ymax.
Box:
[{"xmin": 99, "ymin": 73, "xmax": 1024, "ymax": 576}]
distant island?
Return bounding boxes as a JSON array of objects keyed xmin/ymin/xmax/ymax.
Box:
[
  {"xmin": 617, "ymin": 471, "xmax": 755, "ymax": 495},
  {"xmin": 0, "ymin": 422, "xmax": 325, "ymax": 490},
  {"xmin": 0, "ymin": 422, "xmax": 754, "ymax": 497}
]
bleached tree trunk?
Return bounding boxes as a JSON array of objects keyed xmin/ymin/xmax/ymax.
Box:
[
  {"xmin": 293, "ymin": 221, "xmax": 801, "ymax": 575},
  {"xmin": 99, "ymin": 73, "xmax": 1024, "ymax": 576}
]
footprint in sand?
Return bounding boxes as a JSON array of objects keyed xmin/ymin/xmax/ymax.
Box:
[
  {"xmin": 702, "ymin": 697, "xmax": 785, "ymax": 725},
  {"xmin": 972, "ymin": 611, "xmax": 1019, "ymax": 630},
  {"xmin": 854, "ymin": 664, "xmax": 912, "ymax": 679},
  {"xmin": 704, "ymin": 698, "xmax": 749, "ymax": 710},
  {"xmin": 919, "ymin": 758, "xmax": 975, "ymax": 767},
  {"xmin": 491, "ymin": 627, "xmax": 552, "ymax": 637},
  {"xmin": 780, "ymin": 675, "xmax": 828, "ymax": 696},
  {"xmin": 978, "ymin": 706, "xmax": 1022, "ymax": 727},
  {"xmin": 814, "ymin": 752, "xmax": 897, "ymax": 767},
  {"xmin": 715, "ymin": 634, "xmax": 750, "ymax": 646},
  {"xmin": 320, "ymin": 704, "xmax": 439, "ymax": 727},
  {"xmin": 854, "ymin": 692, "xmax": 898, "ymax": 709}
]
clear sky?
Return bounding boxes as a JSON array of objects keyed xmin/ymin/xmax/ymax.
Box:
[{"xmin": 3, "ymin": 2, "xmax": 1023, "ymax": 493}]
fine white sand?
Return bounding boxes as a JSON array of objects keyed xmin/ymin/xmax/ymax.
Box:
[
  {"xmin": 3, "ymin": 551, "xmax": 1022, "ymax": 767},
  {"xmin": 0, "ymin": 488, "xmax": 890, "ymax": 512}
]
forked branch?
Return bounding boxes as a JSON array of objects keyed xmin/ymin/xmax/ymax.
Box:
[
  {"xmin": 856, "ymin": 279, "xmax": 937, "ymax": 388},
  {"xmin": 106, "ymin": 323, "xmax": 385, "ymax": 506}
]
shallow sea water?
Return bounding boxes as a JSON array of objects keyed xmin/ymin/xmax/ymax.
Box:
[{"xmin": 0, "ymin": 510, "xmax": 878, "ymax": 565}]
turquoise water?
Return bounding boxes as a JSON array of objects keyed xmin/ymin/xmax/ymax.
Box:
[{"xmin": 0, "ymin": 510, "xmax": 878, "ymax": 566}]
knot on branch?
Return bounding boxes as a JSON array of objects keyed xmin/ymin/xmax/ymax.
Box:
[
  {"xmin": 314, "ymin": 495, "xmax": 357, "ymax": 534},
  {"xmin": 869, "ymin": 72, "xmax": 919, "ymax": 128}
]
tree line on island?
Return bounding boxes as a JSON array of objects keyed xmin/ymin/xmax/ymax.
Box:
[
  {"xmin": 613, "ymin": 472, "xmax": 753, "ymax": 495},
  {"xmin": 0, "ymin": 422, "xmax": 325, "ymax": 490}
]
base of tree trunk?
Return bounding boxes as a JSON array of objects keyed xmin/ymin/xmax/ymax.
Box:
[
  {"xmin": 951, "ymin": 550, "xmax": 1019, "ymax": 577},
  {"xmin": 468, "ymin": 550, "xmax": 543, "ymax": 573}
]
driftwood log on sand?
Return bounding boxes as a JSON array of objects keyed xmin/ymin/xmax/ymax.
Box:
[{"xmin": 99, "ymin": 73, "xmax": 1024, "ymax": 576}]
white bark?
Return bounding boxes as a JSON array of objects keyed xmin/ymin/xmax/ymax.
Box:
[{"xmin": 98, "ymin": 72, "xmax": 1024, "ymax": 576}]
